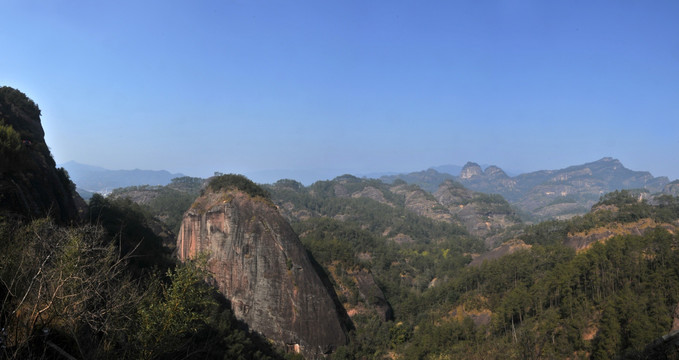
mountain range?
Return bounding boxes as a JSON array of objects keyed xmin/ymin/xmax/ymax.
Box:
[
  {"xmin": 69, "ymin": 157, "xmax": 674, "ymax": 222},
  {"xmin": 64, "ymin": 157, "xmax": 673, "ymax": 223},
  {"xmin": 383, "ymin": 157, "xmax": 671, "ymax": 221},
  {"xmin": 60, "ymin": 161, "xmax": 184, "ymax": 197}
]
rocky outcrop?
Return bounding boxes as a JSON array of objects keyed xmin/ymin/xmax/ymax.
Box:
[
  {"xmin": 0, "ymin": 87, "xmax": 84, "ymax": 223},
  {"xmin": 351, "ymin": 186, "xmax": 390, "ymax": 205},
  {"xmin": 329, "ymin": 266, "xmax": 393, "ymax": 322},
  {"xmin": 390, "ymin": 183, "xmax": 453, "ymax": 222},
  {"xmin": 434, "ymin": 180, "xmax": 522, "ymax": 247},
  {"xmin": 468, "ymin": 239, "xmax": 532, "ymax": 266},
  {"xmin": 177, "ymin": 189, "xmax": 348, "ymax": 358},
  {"xmin": 484, "ymin": 165, "xmax": 508, "ymax": 178},
  {"xmin": 564, "ymin": 218, "xmax": 676, "ymax": 252},
  {"xmin": 460, "ymin": 162, "xmax": 483, "ymax": 179}
]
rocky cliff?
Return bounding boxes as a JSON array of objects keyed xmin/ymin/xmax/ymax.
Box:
[
  {"xmin": 176, "ymin": 184, "xmax": 348, "ymax": 358},
  {"xmin": 459, "ymin": 162, "xmax": 483, "ymax": 179},
  {"xmin": 0, "ymin": 87, "xmax": 84, "ymax": 223}
]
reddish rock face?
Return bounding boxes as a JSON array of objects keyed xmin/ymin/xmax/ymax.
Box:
[{"xmin": 177, "ymin": 190, "xmax": 348, "ymax": 358}]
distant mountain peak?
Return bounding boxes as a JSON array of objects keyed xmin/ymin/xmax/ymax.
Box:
[
  {"xmin": 594, "ymin": 157, "xmax": 623, "ymax": 165},
  {"xmin": 62, "ymin": 161, "xmax": 184, "ymax": 195},
  {"xmin": 460, "ymin": 162, "xmax": 483, "ymax": 179},
  {"xmin": 484, "ymin": 165, "xmax": 508, "ymax": 178}
]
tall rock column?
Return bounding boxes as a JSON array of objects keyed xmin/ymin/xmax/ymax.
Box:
[{"xmin": 177, "ymin": 189, "xmax": 348, "ymax": 358}]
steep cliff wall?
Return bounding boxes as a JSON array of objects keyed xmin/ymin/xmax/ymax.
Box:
[
  {"xmin": 0, "ymin": 87, "xmax": 84, "ymax": 223},
  {"xmin": 177, "ymin": 189, "xmax": 348, "ymax": 358}
]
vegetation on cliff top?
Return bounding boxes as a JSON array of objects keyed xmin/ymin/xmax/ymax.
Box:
[
  {"xmin": 0, "ymin": 86, "xmax": 41, "ymax": 119},
  {"xmin": 208, "ymin": 174, "xmax": 270, "ymax": 200}
]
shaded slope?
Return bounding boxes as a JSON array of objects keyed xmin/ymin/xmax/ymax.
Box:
[{"xmin": 0, "ymin": 86, "xmax": 84, "ymax": 223}]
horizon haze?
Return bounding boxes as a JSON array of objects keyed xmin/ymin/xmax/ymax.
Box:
[{"xmin": 3, "ymin": 1, "xmax": 678, "ymax": 180}]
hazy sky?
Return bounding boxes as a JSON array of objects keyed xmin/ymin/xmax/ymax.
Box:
[{"xmin": 2, "ymin": 1, "xmax": 678, "ymax": 183}]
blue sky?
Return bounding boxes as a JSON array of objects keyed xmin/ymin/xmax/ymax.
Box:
[{"xmin": 2, "ymin": 1, "xmax": 678, "ymax": 184}]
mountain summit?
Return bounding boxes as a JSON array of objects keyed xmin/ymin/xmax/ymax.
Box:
[{"xmin": 460, "ymin": 162, "xmax": 483, "ymax": 179}]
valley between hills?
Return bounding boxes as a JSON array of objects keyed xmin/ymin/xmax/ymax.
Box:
[{"xmin": 3, "ymin": 86, "xmax": 679, "ymax": 359}]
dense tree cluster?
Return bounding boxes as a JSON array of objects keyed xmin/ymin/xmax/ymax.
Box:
[
  {"xmin": 0, "ymin": 200, "xmax": 287, "ymax": 359},
  {"xmin": 0, "ymin": 121, "xmax": 23, "ymax": 170},
  {"xmin": 520, "ymin": 190, "xmax": 679, "ymax": 247},
  {"xmin": 0, "ymin": 86, "xmax": 41, "ymax": 119},
  {"xmin": 0, "ymin": 87, "xmax": 53, "ymax": 170},
  {"xmin": 362, "ymin": 192, "xmax": 679, "ymax": 359},
  {"xmin": 208, "ymin": 174, "xmax": 270, "ymax": 200},
  {"xmin": 265, "ymin": 182, "xmax": 679, "ymax": 359}
]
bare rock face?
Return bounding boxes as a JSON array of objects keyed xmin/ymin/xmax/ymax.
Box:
[
  {"xmin": 351, "ymin": 186, "xmax": 390, "ymax": 205},
  {"xmin": 390, "ymin": 183, "xmax": 453, "ymax": 222},
  {"xmin": 177, "ymin": 189, "xmax": 348, "ymax": 358},
  {"xmin": 460, "ymin": 162, "xmax": 483, "ymax": 179},
  {"xmin": 484, "ymin": 165, "xmax": 508, "ymax": 178},
  {"xmin": 564, "ymin": 218, "xmax": 675, "ymax": 253}
]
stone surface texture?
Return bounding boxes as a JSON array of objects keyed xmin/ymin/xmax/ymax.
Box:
[{"xmin": 177, "ymin": 189, "xmax": 348, "ymax": 358}]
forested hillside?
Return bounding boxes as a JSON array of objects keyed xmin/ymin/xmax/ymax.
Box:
[
  {"xmin": 267, "ymin": 181, "xmax": 679, "ymax": 359},
  {"xmin": 108, "ymin": 176, "xmax": 204, "ymax": 234},
  {"xmin": 105, "ymin": 170, "xmax": 679, "ymax": 359}
]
